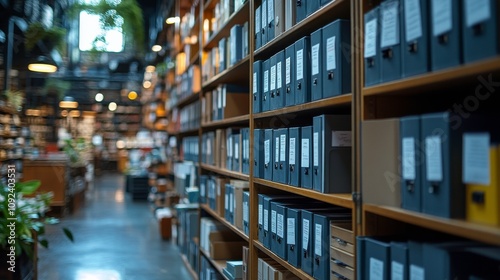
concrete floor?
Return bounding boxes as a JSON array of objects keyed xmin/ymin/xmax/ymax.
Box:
[{"xmin": 38, "ymin": 173, "xmax": 193, "ymax": 280}]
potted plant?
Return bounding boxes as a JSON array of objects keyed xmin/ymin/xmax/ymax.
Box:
[
  {"xmin": 25, "ymin": 22, "xmax": 66, "ymax": 53},
  {"xmin": 63, "ymin": 138, "xmax": 91, "ymax": 177},
  {"xmin": 3, "ymin": 90, "xmax": 24, "ymax": 111},
  {"xmin": 0, "ymin": 180, "xmax": 73, "ymax": 279}
]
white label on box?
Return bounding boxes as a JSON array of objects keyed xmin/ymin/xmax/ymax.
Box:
[
  {"xmin": 223, "ymin": 86, "xmax": 227, "ymax": 108},
  {"xmin": 332, "ymin": 131, "xmax": 352, "ymax": 147},
  {"xmin": 463, "ymin": 133, "xmax": 490, "ymax": 185},
  {"xmin": 425, "ymin": 136, "xmax": 443, "ymax": 181},
  {"xmin": 301, "ymin": 139, "xmax": 310, "ymax": 168},
  {"xmin": 286, "ymin": 57, "xmax": 291, "ymax": 84},
  {"xmin": 313, "ymin": 132, "xmax": 319, "ymax": 166},
  {"xmin": 264, "ymin": 139, "xmax": 270, "ymax": 164},
  {"xmin": 314, "ymin": 224, "xmax": 322, "ymax": 256},
  {"xmin": 218, "ymin": 89, "xmax": 222, "ymax": 109},
  {"xmin": 268, "ymin": 0, "xmax": 274, "ymax": 24},
  {"xmin": 369, "ymin": 258, "xmax": 384, "ymax": 280},
  {"xmin": 326, "ymin": 36, "xmax": 336, "ymax": 70},
  {"xmin": 280, "ymin": 134, "xmax": 286, "ymax": 162},
  {"xmin": 381, "ymin": 0, "xmax": 400, "ymax": 48},
  {"xmin": 270, "ymin": 65, "xmax": 276, "ymax": 91},
  {"xmin": 364, "ymin": 19, "xmax": 377, "ymax": 58},
  {"xmin": 256, "ymin": 8, "xmax": 260, "ymax": 34},
  {"xmin": 302, "ymin": 218, "xmax": 309, "ymax": 250},
  {"xmin": 402, "ymin": 137, "xmax": 416, "ymax": 180},
  {"xmin": 275, "ymin": 137, "xmax": 280, "ymax": 162},
  {"xmin": 235, "ymin": 142, "xmax": 239, "ymax": 159},
  {"xmin": 404, "ymin": 0, "xmax": 423, "ymax": 42},
  {"xmin": 410, "ymin": 265, "xmax": 424, "ymax": 280},
  {"xmin": 207, "ymin": 138, "xmax": 212, "ymax": 155},
  {"xmin": 264, "ymin": 209, "xmax": 269, "ymax": 230},
  {"xmin": 262, "ymin": 1, "xmax": 267, "ymax": 30},
  {"xmin": 287, "ymin": 218, "xmax": 295, "ymax": 244},
  {"xmin": 243, "ymin": 201, "xmax": 248, "ymax": 222},
  {"xmin": 253, "ymin": 72, "xmax": 258, "ymax": 94},
  {"xmin": 264, "ymin": 70, "xmax": 269, "ymax": 93},
  {"xmin": 230, "ymin": 192, "xmax": 234, "ymax": 213},
  {"xmin": 296, "ymin": 49, "xmax": 303, "ymax": 80},
  {"xmin": 466, "ymin": 0, "xmax": 491, "ymax": 27},
  {"xmin": 244, "ymin": 139, "xmax": 249, "ymax": 160},
  {"xmin": 259, "ymin": 204, "xmax": 263, "ymax": 225},
  {"xmin": 432, "ymin": 0, "xmax": 452, "ymax": 36},
  {"xmin": 200, "ymin": 183, "xmax": 205, "ymax": 196},
  {"xmin": 228, "ymin": 136, "xmax": 233, "ymax": 157},
  {"xmin": 289, "ymin": 138, "xmax": 296, "ymax": 165},
  {"xmin": 311, "ymin": 43, "xmax": 320, "ymax": 75},
  {"xmin": 277, "ymin": 61, "xmax": 282, "ymax": 88},
  {"xmin": 392, "ymin": 261, "xmax": 404, "ymax": 280},
  {"xmin": 277, "ymin": 213, "xmax": 284, "ymax": 238},
  {"xmin": 225, "ymin": 193, "xmax": 229, "ymax": 210},
  {"xmin": 271, "ymin": 209, "xmax": 277, "ymax": 233}
]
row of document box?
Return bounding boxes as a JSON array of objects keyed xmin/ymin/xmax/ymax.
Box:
[
  {"xmin": 364, "ymin": 0, "xmax": 499, "ymax": 86},
  {"xmin": 201, "ymin": 128, "xmax": 251, "ymax": 174},
  {"xmin": 357, "ymin": 236, "xmax": 500, "ymax": 280},
  {"xmin": 257, "ymin": 194, "xmax": 352, "ymax": 280},
  {"xmin": 362, "ymin": 112, "xmax": 500, "ymax": 224},
  {"xmin": 254, "ymin": 0, "xmax": 336, "ymax": 50},
  {"xmin": 182, "ymin": 136, "xmax": 199, "ymax": 162},
  {"xmin": 177, "ymin": 100, "xmax": 201, "ymax": 132},
  {"xmin": 202, "ymin": 84, "xmax": 249, "ymax": 123},
  {"xmin": 258, "ymin": 257, "xmax": 300, "ymax": 280},
  {"xmin": 175, "ymin": 65, "xmax": 201, "ymax": 101},
  {"xmin": 253, "ymin": 19, "xmax": 351, "ymax": 113},
  {"xmin": 206, "ymin": 0, "xmax": 247, "ymax": 44},
  {"xmin": 254, "ymin": 114, "xmax": 352, "ymax": 194}
]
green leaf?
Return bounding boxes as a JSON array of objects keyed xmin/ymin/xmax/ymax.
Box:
[
  {"xmin": 45, "ymin": 217, "xmax": 60, "ymax": 225},
  {"xmin": 63, "ymin": 227, "xmax": 74, "ymax": 242},
  {"xmin": 16, "ymin": 180, "xmax": 41, "ymax": 195},
  {"xmin": 39, "ymin": 239, "xmax": 49, "ymax": 248}
]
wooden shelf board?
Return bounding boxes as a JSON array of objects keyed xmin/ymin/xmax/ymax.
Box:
[
  {"xmin": 254, "ymin": 0, "xmax": 350, "ymax": 60},
  {"xmin": 176, "ymin": 128, "xmax": 200, "ymax": 137},
  {"xmin": 203, "ymin": 2, "xmax": 250, "ymax": 50},
  {"xmin": 175, "ymin": 91, "xmax": 201, "ymax": 109},
  {"xmin": 201, "ymin": 114, "xmax": 250, "ymax": 129},
  {"xmin": 254, "ymin": 94, "xmax": 352, "ymax": 119},
  {"xmin": 202, "ymin": 56, "xmax": 250, "ymax": 91},
  {"xmin": 363, "ymin": 204, "xmax": 500, "ymax": 246},
  {"xmin": 363, "ymin": 57, "xmax": 500, "ymax": 96},
  {"xmin": 254, "ymin": 179, "xmax": 353, "ymax": 209},
  {"xmin": 200, "ymin": 163, "xmax": 250, "ymax": 181},
  {"xmin": 181, "ymin": 254, "xmax": 198, "ymax": 280},
  {"xmin": 0, "ymin": 106, "xmax": 18, "ymax": 115},
  {"xmin": 200, "ymin": 249, "xmax": 229, "ymax": 280},
  {"xmin": 254, "ymin": 241, "xmax": 313, "ymax": 280},
  {"xmin": 201, "ymin": 204, "xmax": 249, "ymax": 242}
]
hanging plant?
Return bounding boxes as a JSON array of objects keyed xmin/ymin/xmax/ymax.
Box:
[
  {"xmin": 25, "ymin": 22, "xmax": 66, "ymax": 53},
  {"xmin": 69, "ymin": 0, "xmax": 145, "ymax": 53}
]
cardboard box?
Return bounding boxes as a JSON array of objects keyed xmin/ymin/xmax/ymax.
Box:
[
  {"xmin": 210, "ymin": 241, "xmax": 246, "ymax": 260},
  {"xmin": 216, "ymin": 177, "xmax": 230, "ymax": 216},
  {"xmin": 230, "ymin": 180, "xmax": 250, "ymax": 230}
]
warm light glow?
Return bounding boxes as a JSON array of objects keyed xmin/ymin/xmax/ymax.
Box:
[
  {"xmin": 128, "ymin": 91, "xmax": 138, "ymax": 100},
  {"xmin": 108, "ymin": 102, "xmax": 117, "ymax": 111},
  {"xmin": 143, "ymin": 81, "xmax": 152, "ymax": 89},
  {"xmin": 95, "ymin": 93, "xmax": 104, "ymax": 102},
  {"xmin": 166, "ymin": 16, "xmax": 180, "ymax": 24},
  {"xmin": 70, "ymin": 110, "xmax": 81, "ymax": 117},
  {"xmin": 116, "ymin": 140, "xmax": 125, "ymax": 149},
  {"xmin": 26, "ymin": 109, "xmax": 41, "ymax": 116},
  {"xmin": 59, "ymin": 101, "xmax": 78, "ymax": 109},
  {"xmin": 28, "ymin": 63, "xmax": 57, "ymax": 73},
  {"xmin": 203, "ymin": 19, "xmax": 209, "ymax": 31},
  {"xmin": 145, "ymin": 65, "xmax": 156, "ymax": 72},
  {"xmin": 151, "ymin": 45, "xmax": 162, "ymax": 52},
  {"xmin": 61, "ymin": 110, "xmax": 68, "ymax": 117}
]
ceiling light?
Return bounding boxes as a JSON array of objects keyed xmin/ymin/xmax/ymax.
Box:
[
  {"xmin": 95, "ymin": 93, "xmax": 104, "ymax": 102},
  {"xmin": 128, "ymin": 91, "xmax": 138, "ymax": 100},
  {"xmin": 145, "ymin": 65, "xmax": 156, "ymax": 72},
  {"xmin": 143, "ymin": 81, "xmax": 152, "ymax": 89},
  {"xmin": 152, "ymin": 45, "xmax": 162, "ymax": 52},
  {"xmin": 166, "ymin": 16, "xmax": 180, "ymax": 24},
  {"xmin": 108, "ymin": 102, "xmax": 117, "ymax": 111},
  {"xmin": 28, "ymin": 56, "xmax": 57, "ymax": 73}
]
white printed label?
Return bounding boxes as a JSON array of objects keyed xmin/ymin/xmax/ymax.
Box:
[
  {"xmin": 256, "ymin": 8, "xmax": 261, "ymax": 34},
  {"xmin": 314, "ymin": 224, "xmax": 322, "ymax": 256},
  {"xmin": 326, "ymin": 36, "xmax": 336, "ymax": 70},
  {"xmin": 463, "ymin": 133, "xmax": 490, "ymax": 185},
  {"xmin": 270, "ymin": 65, "xmax": 276, "ymax": 91},
  {"xmin": 404, "ymin": 0, "xmax": 423, "ymax": 42},
  {"xmin": 296, "ymin": 49, "xmax": 304, "ymax": 80},
  {"xmin": 264, "ymin": 209, "xmax": 269, "ymax": 230},
  {"xmin": 370, "ymin": 258, "xmax": 384, "ymax": 280},
  {"xmin": 264, "ymin": 70, "xmax": 269, "ymax": 93},
  {"xmin": 381, "ymin": 0, "xmax": 400, "ymax": 48},
  {"xmin": 402, "ymin": 137, "xmax": 416, "ymax": 180},
  {"xmin": 271, "ymin": 210, "xmax": 277, "ymax": 233},
  {"xmin": 253, "ymin": 72, "xmax": 258, "ymax": 93},
  {"xmin": 391, "ymin": 261, "xmax": 404, "ymax": 280},
  {"xmin": 228, "ymin": 137, "xmax": 233, "ymax": 157},
  {"xmin": 287, "ymin": 218, "xmax": 295, "ymax": 245},
  {"xmin": 432, "ymin": 0, "xmax": 452, "ymax": 36},
  {"xmin": 332, "ymin": 131, "xmax": 352, "ymax": 147},
  {"xmin": 264, "ymin": 139, "xmax": 270, "ymax": 164},
  {"xmin": 313, "ymin": 132, "xmax": 319, "ymax": 167},
  {"xmin": 466, "ymin": 0, "xmax": 491, "ymax": 27},
  {"xmin": 277, "ymin": 214, "xmax": 284, "ymax": 238},
  {"xmin": 286, "ymin": 57, "xmax": 291, "ymax": 84},
  {"xmin": 275, "ymin": 137, "xmax": 279, "ymax": 163},
  {"xmin": 225, "ymin": 193, "xmax": 229, "ymax": 210},
  {"xmin": 244, "ymin": 139, "xmax": 249, "ymax": 160},
  {"xmin": 280, "ymin": 134, "xmax": 286, "ymax": 162},
  {"xmin": 364, "ymin": 19, "xmax": 377, "ymax": 58},
  {"xmin": 410, "ymin": 265, "xmax": 424, "ymax": 280},
  {"xmin": 262, "ymin": 1, "xmax": 267, "ymax": 31},
  {"xmin": 230, "ymin": 192, "xmax": 233, "ymax": 213},
  {"xmin": 268, "ymin": 0, "xmax": 274, "ymax": 24},
  {"xmin": 289, "ymin": 138, "xmax": 296, "ymax": 165},
  {"xmin": 302, "ymin": 218, "xmax": 309, "ymax": 250},
  {"xmin": 259, "ymin": 204, "xmax": 263, "ymax": 225},
  {"xmin": 425, "ymin": 136, "xmax": 443, "ymax": 181},
  {"xmin": 301, "ymin": 139, "xmax": 310, "ymax": 168},
  {"xmin": 311, "ymin": 44, "xmax": 320, "ymax": 75},
  {"xmin": 277, "ymin": 61, "xmax": 282, "ymax": 88},
  {"xmin": 235, "ymin": 142, "xmax": 239, "ymax": 159},
  {"xmin": 218, "ymin": 89, "xmax": 222, "ymax": 109},
  {"xmin": 243, "ymin": 202, "xmax": 248, "ymax": 222}
]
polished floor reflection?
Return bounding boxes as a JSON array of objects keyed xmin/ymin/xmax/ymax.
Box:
[{"xmin": 38, "ymin": 173, "xmax": 192, "ymax": 280}]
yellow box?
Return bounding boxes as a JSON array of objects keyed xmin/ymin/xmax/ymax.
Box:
[{"xmin": 466, "ymin": 146, "xmax": 500, "ymax": 226}]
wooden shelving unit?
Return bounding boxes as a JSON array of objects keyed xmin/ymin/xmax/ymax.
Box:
[
  {"xmin": 201, "ymin": 56, "xmax": 250, "ymax": 90},
  {"xmin": 203, "ymin": 1, "xmax": 250, "ymax": 50},
  {"xmin": 181, "ymin": 254, "xmax": 199, "ymax": 280},
  {"xmin": 200, "ymin": 249, "xmax": 229, "ymax": 280},
  {"xmin": 200, "ymin": 163, "xmax": 249, "ymax": 181},
  {"xmin": 254, "ymin": 241, "xmax": 313, "ymax": 280},
  {"xmin": 201, "ymin": 204, "xmax": 249, "ymax": 241},
  {"xmin": 201, "ymin": 114, "xmax": 249, "ymax": 129}
]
